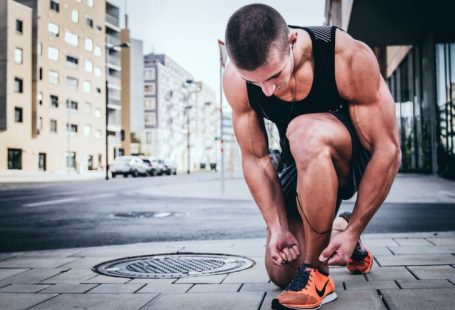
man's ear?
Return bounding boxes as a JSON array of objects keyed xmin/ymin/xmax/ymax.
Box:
[{"xmin": 289, "ymin": 31, "xmax": 298, "ymax": 46}]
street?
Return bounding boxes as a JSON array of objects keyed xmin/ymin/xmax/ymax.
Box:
[{"xmin": 0, "ymin": 173, "xmax": 454, "ymax": 252}]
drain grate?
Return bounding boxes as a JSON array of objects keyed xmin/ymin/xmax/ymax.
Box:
[{"xmin": 93, "ymin": 253, "xmax": 255, "ymax": 279}]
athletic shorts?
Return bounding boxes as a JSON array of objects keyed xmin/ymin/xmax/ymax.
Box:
[{"xmin": 278, "ymin": 111, "xmax": 371, "ymax": 219}]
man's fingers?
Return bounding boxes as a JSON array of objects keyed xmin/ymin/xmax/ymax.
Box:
[
  {"xmin": 319, "ymin": 244, "xmax": 336, "ymax": 263},
  {"xmin": 281, "ymin": 248, "xmax": 293, "ymax": 262},
  {"xmin": 288, "ymin": 247, "xmax": 298, "ymax": 261},
  {"xmin": 327, "ymin": 254, "xmax": 348, "ymax": 266},
  {"xmin": 292, "ymin": 244, "xmax": 300, "ymax": 256}
]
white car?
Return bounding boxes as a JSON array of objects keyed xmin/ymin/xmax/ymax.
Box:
[{"xmin": 110, "ymin": 156, "xmax": 148, "ymax": 178}]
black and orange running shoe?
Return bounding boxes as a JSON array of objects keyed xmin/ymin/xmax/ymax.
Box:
[
  {"xmin": 338, "ymin": 212, "xmax": 374, "ymax": 274},
  {"xmin": 272, "ymin": 265, "xmax": 337, "ymax": 310}
]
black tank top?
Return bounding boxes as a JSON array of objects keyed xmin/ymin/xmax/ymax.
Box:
[{"xmin": 246, "ymin": 26, "xmax": 349, "ymax": 164}]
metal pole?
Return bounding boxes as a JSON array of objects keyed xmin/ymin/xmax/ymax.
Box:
[
  {"xmin": 105, "ymin": 79, "xmax": 109, "ymax": 180},
  {"xmin": 219, "ymin": 62, "xmax": 225, "ymax": 195},
  {"xmin": 187, "ymin": 105, "xmax": 190, "ymax": 174}
]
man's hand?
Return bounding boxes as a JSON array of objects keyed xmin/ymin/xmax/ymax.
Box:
[
  {"xmin": 268, "ymin": 229, "xmax": 300, "ymax": 265},
  {"xmin": 318, "ymin": 230, "xmax": 358, "ymax": 266}
]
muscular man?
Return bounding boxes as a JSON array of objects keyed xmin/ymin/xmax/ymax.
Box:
[{"xmin": 223, "ymin": 4, "xmax": 401, "ymax": 310}]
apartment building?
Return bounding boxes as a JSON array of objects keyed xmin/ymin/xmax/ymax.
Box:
[
  {"xmin": 105, "ymin": 0, "xmax": 124, "ymax": 160},
  {"xmin": 0, "ymin": 0, "xmax": 33, "ymax": 171},
  {"xmin": 142, "ymin": 53, "xmax": 192, "ymax": 163},
  {"xmin": 1, "ymin": 0, "xmax": 107, "ymax": 173}
]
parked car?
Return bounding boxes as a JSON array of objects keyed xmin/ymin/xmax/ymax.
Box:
[
  {"xmin": 110, "ymin": 156, "xmax": 148, "ymax": 178},
  {"xmin": 151, "ymin": 158, "xmax": 166, "ymax": 176},
  {"xmin": 163, "ymin": 160, "xmax": 177, "ymax": 175},
  {"xmin": 141, "ymin": 158, "xmax": 155, "ymax": 176}
]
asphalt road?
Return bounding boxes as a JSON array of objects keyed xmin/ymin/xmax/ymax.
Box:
[{"xmin": 0, "ymin": 174, "xmax": 454, "ymax": 252}]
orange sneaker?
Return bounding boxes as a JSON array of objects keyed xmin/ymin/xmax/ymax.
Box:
[
  {"xmin": 338, "ymin": 212, "xmax": 374, "ymax": 274},
  {"xmin": 347, "ymin": 244, "xmax": 374, "ymax": 274},
  {"xmin": 272, "ymin": 265, "xmax": 337, "ymax": 310}
]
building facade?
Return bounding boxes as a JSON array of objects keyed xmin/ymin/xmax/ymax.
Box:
[
  {"xmin": 1, "ymin": 0, "xmax": 108, "ymax": 173},
  {"xmin": 142, "ymin": 53, "xmax": 222, "ymax": 172},
  {"xmin": 325, "ymin": 0, "xmax": 455, "ymax": 179},
  {"xmin": 128, "ymin": 38, "xmax": 144, "ymax": 155}
]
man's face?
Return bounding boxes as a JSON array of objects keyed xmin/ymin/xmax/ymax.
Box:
[{"xmin": 237, "ymin": 45, "xmax": 294, "ymax": 97}]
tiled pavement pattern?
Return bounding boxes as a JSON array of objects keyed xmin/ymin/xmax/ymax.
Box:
[{"xmin": 0, "ymin": 232, "xmax": 454, "ymax": 309}]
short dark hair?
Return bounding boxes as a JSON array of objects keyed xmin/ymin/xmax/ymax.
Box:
[{"xmin": 225, "ymin": 3, "xmax": 289, "ymax": 71}]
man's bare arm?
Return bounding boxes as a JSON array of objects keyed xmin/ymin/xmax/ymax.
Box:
[
  {"xmin": 223, "ymin": 63, "xmax": 299, "ymax": 264},
  {"xmin": 321, "ymin": 33, "xmax": 401, "ymax": 264}
]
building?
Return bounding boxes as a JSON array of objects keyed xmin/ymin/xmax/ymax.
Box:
[
  {"xmin": 142, "ymin": 53, "xmax": 221, "ymax": 172},
  {"xmin": 143, "ymin": 53, "xmax": 192, "ymax": 164},
  {"xmin": 127, "ymin": 38, "xmax": 144, "ymax": 155},
  {"xmin": 105, "ymin": 0, "xmax": 124, "ymax": 160},
  {"xmin": 325, "ymin": 0, "xmax": 455, "ymax": 179},
  {"xmin": 0, "ymin": 0, "xmax": 33, "ymax": 171},
  {"xmin": 0, "ymin": 0, "xmax": 107, "ymax": 173}
]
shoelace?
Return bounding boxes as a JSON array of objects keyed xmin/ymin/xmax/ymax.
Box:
[{"xmin": 286, "ymin": 265, "xmax": 313, "ymax": 292}]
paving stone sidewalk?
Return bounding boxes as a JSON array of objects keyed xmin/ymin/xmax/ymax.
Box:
[{"xmin": 1, "ymin": 232, "xmax": 454, "ymax": 310}]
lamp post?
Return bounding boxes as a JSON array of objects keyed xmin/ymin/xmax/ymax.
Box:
[
  {"xmin": 105, "ymin": 41, "xmax": 129, "ymax": 181},
  {"xmin": 184, "ymin": 105, "xmax": 192, "ymax": 174}
]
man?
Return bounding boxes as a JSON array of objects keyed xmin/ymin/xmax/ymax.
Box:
[{"xmin": 223, "ymin": 4, "xmax": 401, "ymax": 310}]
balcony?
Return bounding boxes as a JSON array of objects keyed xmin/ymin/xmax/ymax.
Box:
[
  {"xmin": 106, "ymin": 13, "xmax": 119, "ymax": 28},
  {"xmin": 107, "ymin": 35, "xmax": 121, "ymax": 47}
]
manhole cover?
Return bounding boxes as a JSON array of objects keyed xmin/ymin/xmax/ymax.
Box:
[
  {"xmin": 111, "ymin": 211, "xmax": 180, "ymax": 218},
  {"xmin": 93, "ymin": 253, "xmax": 255, "ymax": 279}
]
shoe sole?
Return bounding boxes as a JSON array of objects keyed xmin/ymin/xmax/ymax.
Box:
[{"xmin": 271, "ymin": 292, "xmax": 338, "ymax": 310}]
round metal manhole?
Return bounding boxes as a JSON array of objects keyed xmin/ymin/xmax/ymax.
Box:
[
  {"xmin": 110, "ymin": 211, "xmax": 181, "ymax": 219},
  {"xmin": 92, "ymin": 253, "xmax": 255, "ymax": 279}
]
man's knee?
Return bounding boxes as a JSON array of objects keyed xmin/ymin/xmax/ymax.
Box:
[{"xmin": 286, "ymin": 117, "xmax": 332, "ymax": 168}]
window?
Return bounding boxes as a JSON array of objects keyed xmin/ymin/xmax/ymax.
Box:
[
  {"xmin": 7, "ymin": 148, "xmax": 22, "ymax": 170},
  {"xmin": 94, "ymin": 67, "xmax": 102, "ymax": 77},
  {"xmin": 87, "ymin": 155, "xmax": 94, "ymax": 170},
  {"xmin": 14, "ymin": 107, "xmax": 23, "ymax": 122},
  {"xmin": 66, "ymin": 99, "xmax": 78, "ymax": 110},
  {"xmin": 66, "ymin": 55, "xmax": 78, "ymax": 65},
  {"xmin": 14, "ymin": 48, "xmax": 23, "ymax": 64},
  {"xmin": 66, "ymin": 152, "xmax": 76, "ymax": 169},
  {"xmin": 39, "ymin": 67, "xmax": 42, "ymax": 80},
  {"xmin": 86, "ymin": 17, "xmax": 93, "ymax": 28},
  {"xmin": 83, "ymin": 124, "xmax": 91, "ymax": 136},
  {"xmin": 95, "ymin": 129, "xmax": 102, "ymax": 138},
  {"xmin": 144, "ymin": 83, "xmax": 156, "ymax": 95},
  {"xmin": 50, "ymin": 0, "xmax": 59, "ymax": 12},
  {"xmin": 66, "ymin": 123, "xmax": 78, "ymax": 134},
  {"xmin": 87, "ymin": 0, "xmax": 93, "ymax": 7},
  {"xmin": 48, "ymin": 22, "xmax": 59, "ymax": 36},
  {"xmin": 38, "ymin": 92, "xmax": 43, "ymax": 105},
  {"xmin": 50, "ymin": 119, "xmax": 57, "ymax": 133},
  {"xmin": 49, "ymin": 70, "xmax": 59, "ymax": 84},
  {"xmin": 38, "ymin": 116, "xmax": 43, "ymax": 131},
  {"xmin": 66, "ymin": 76, "xmax": 78, "ymax": 91},
  {"xmin": 94, "ymin": 46, "xmax": 101, "ymax": 56},
  {"xmin": 85, "ymin": 38, "xmax": 93, "ymax": 51},
  {"xmin": 84, "ymin": 102, "xmax": 92, "ymax": 113},
  {"xmin": 38, "ymin": 153, "xmax": 46, "ymax": 171},
  {"xmin": 96, "ymin": 87, "xmax": 101, "ymax": 94},
  {"xmin": 48, "ymin": 46, "xmax": 59, "ymax": 61},
  {"xmin": 50, "ymin": 95, "xmax": 59, "ymax": 107},
  {"xmin": 94, "ymin": 108, "xmax": 101, "ymax": 118},
  {"xmin": 144, "ymin": 98, "xmax": 156, "ymax": 110},
  {"xmin": 85, "ymin": 60, "xmax": 92, "ymax": 72},
  {"xmin": 16, "ymin": 19, "xmax": 23, "ymax": 33},
  {"xmin": 14, "ymin": 77, "xmax": 23, "ymax": 93},
  {"xmin": 83, "ymin": 81, "xmax": 91, "ymax": 93},
  {"xmin": 64, "ymin": 31, "xmax": 78, "ymax": 46},
  {"xmin": 144, "ymin": 68, "xmax": 156, "ymax": 79},
  {"xmin": 71, "ymin": 10, "xmax": 79, "ymax": 23}
]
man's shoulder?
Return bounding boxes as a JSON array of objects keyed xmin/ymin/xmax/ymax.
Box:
[{"xmin": 223, "ymin": 62, "xmax": 250, "ymax": 113}]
